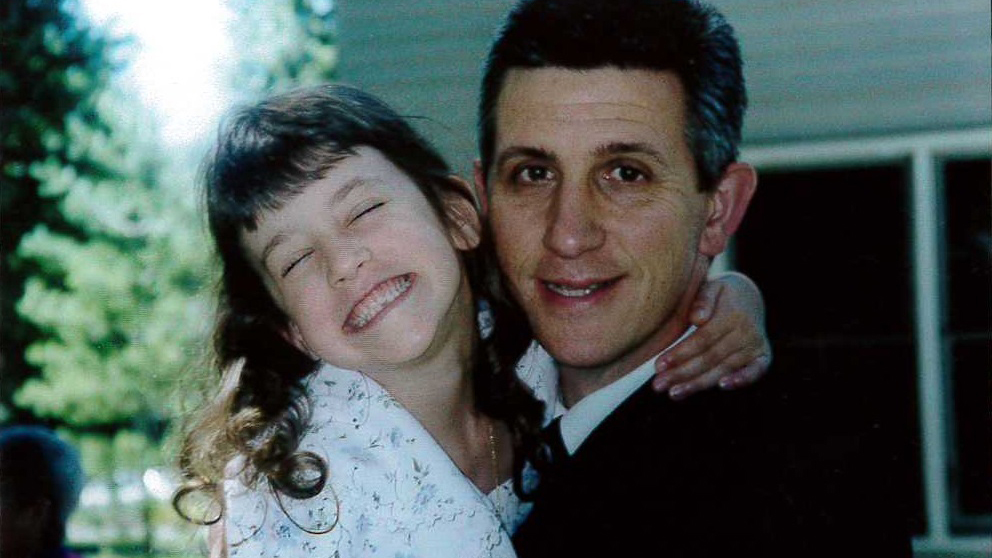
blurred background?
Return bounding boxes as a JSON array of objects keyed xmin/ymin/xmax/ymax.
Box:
[{"xmin": 1, "ymin": 0, "xmax": 989, "ymax": 556}]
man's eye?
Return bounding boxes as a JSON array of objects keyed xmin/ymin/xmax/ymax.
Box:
[
  {"xmin": 604, "ymin": 165, "xmax": 648, "ymax": 183},
  {"xmin": 514, "ymin": 165, "xmax": 556, "ymax": 185},
  {"xmin": 281, "ymin": 251, "xmax": 313, "ymax": 277},
  {"xmin": 351, "ymin": 201, "xmax": 385, "ymax": 224}
]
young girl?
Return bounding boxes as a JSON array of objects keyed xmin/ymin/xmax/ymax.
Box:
[{"xmin": 174, "ymin": 84, "xmax": 771, "ymax": 557}]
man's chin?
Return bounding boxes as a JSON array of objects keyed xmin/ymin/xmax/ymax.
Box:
[
  {"xmin": 540, "ymin": 336, "xmax": 624, "ymax": 373},
  {"xmin": 536, "ymin": 322, "xmax": 676, "ymax": 382}
]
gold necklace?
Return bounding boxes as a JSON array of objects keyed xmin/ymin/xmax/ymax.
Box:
[{"xmin": 488, "ymin": 420, "xmax": 499, "ymax": 490}]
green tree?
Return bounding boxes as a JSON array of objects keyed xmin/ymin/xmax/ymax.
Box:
[
  {"xmin": 5, "ymin": 0, "xmax": 212, "ymax": 438},
  {"xmin": 229, "ymin": 0, "xmax": 338, "ymax": 100},
  {"xmin": 14, "ymin": 84, "xmax": 212, "ymax": 435},
  {"xmin": 0, "ymin": 0, "xmax": 115, "ymax": 423},
  {"xmin": 6, "ymin": 10, "xmax": 215, "ymax": 553},
  {"xmin": 5, "ymin": 2, "xmax": 214, "ymax": 548}
]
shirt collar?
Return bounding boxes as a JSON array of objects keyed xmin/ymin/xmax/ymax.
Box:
[{"xmin": 553, "ymin": 326, "xmax": 697, "ymax": 455}]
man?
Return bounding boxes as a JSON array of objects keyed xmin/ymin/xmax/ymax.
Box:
[{"xmin": 473, "ymin": 0, "xmax": 912, "ymax": 555}]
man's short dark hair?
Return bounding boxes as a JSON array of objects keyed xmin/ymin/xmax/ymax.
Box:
[{"xmin": 479, "ymin": 0, "xmax": 747, "ymax": 191}]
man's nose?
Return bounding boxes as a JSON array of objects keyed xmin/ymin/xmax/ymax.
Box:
[
  {"xmin": 328, "ymin": 241, "xmax": 371, "ymax": 286},
  {"xmin": 542, "ymin": 185, "xmax": 605, "ymax": 258}
]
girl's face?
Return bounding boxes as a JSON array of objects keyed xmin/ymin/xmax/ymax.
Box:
[{"xmin": 240, "ymin": 146, "xmax": 481, "ymax": 372}]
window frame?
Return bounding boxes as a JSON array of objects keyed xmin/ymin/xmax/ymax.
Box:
[{"xmin": 730, "ymin": 127, "xmax": 991, "ymax": 555}]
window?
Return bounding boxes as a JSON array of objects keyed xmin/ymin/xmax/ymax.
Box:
[
  {"xmin": 734, "ymin": 130, "xmax": 991, "ymax": 554},
  {"xmin": 732, "ymin": 163, "xmax": 925, "ymax": 534},
  {"xmin": 943, "ymin": 157, "xmax": 992, "ymax": 534}
]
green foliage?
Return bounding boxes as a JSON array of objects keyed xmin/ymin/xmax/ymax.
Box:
[
  {"xmin": 14, "ymin": 85, "xmax": 213, "ymax": 431},
  {"xmin": 229, "ymin": 0, "xmax": 338, "ymax": 99},
  {"xmin": 3, "ymin": 5, "xmax": 217, "ymax": 550},
  {"xmin": 1, "ymin": 0, "xmax": 117, "ymax": 422}
]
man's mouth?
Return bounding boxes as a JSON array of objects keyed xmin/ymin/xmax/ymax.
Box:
[
  {"xmin": 344, "ymin": 273, "xmax": 414, "ymax": 331},
  {"xmin": 542, "ymin": 278, "xmax": 618, "ymax": 298}
]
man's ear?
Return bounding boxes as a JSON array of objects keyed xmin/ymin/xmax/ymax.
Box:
[
  {"xmin": 472, "ymin": 160, "xmax": 489, "ymax": 217},
  {"xmin": 443, "ymin": 175, "xmax": 483, "ymax": 251},
  {"xmin": 699, "ymin": 162, "xmax": 757, "ymax": 257}
]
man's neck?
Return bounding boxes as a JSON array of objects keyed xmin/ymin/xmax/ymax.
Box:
[{"xmin": 558, "ymin": 314, "xmax": 691, "ymax": 408}]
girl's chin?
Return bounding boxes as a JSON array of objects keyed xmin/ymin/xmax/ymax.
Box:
[{"xmin": 336, "ymin": 322, "xmax": 443, "ymax": 371}]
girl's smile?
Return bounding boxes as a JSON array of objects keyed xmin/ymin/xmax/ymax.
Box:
[{"xmin": 344, "ymin": 272, "xmax": 415, "ymax": 332}]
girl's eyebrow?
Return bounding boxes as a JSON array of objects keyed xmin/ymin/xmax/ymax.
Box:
[
  {"xmin": 328, "ymin": 176, "xmax": 370, "ymax": 209},
  {"xmin": 259, "ymin": 177, "xmax": 373, "ymax": 272},
  {"xmin": 260, "ymin": 232, "xmax": 288, "ymax": 273}
]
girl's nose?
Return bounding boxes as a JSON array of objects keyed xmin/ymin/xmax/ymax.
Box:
[{"xmin": 329, "ymin": 244, "xmax": 371, "ymax": 286}]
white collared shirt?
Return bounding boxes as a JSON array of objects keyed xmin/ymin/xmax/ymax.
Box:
[{"xmin": 550, "ymin": 327, "xmax": 697, "ymax": 455}]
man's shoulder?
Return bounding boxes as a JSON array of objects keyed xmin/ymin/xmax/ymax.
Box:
[
  {"xmin": 589, "ymin": 373, "xmax": 792, "ymax": 452},
  {"xmin": 515, "ymin": 378, "xmax": 795, "ymax": 557},
  {"xmin": 553, "ymin": 374, "xmax": 794, "ymax": 514},
  {"xmin": 515, "ymin": 365, "xmax": 914, "ymax": 558}
]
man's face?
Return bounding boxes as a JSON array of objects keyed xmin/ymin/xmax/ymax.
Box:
[{"xmin": 481, "ymin": 67, "xmax": 723, "ymax": 378}]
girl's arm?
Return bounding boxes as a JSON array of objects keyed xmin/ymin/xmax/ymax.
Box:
[
  {"xmin": 208, "ymin": 519, "xmax": 227, "ymax": 558},
  {"xmin": 652, "ymin": 271, "xmax": 772, "ymax": 399}
]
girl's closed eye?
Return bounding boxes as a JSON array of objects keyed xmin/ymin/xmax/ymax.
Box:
[
  {"xmin": 350, "ymin": 201, "xmax": 385, "ymax": 224},
  {"xmin": 281, "ymin": 249, "xmax": 314, "ymax": 277}
]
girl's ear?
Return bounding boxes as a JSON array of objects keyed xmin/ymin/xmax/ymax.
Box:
[{"xmin": 442, "ymin": 176, "xmax": 482, "ymax": 251}]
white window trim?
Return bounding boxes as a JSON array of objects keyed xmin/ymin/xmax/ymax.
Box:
[{"xmin": 736, "ymin": 127, "xmax": 992, "ymax": 555}]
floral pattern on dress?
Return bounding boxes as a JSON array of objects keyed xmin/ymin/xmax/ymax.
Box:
[{"xmin": 224, "ymin": 342, "xmax": 557, "ymax": 558}]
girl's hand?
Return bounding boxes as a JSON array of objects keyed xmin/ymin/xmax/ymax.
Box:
[{"xmin": 652, "ymin": 271, "xmax": 772, "ymax": 399}]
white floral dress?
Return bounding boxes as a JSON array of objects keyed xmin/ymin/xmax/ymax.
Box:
[{"xmin": 224, "ymin": 342, "xmax": 558, "ymax": 558}]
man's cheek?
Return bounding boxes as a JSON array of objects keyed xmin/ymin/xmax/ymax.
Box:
[{"xmin": 494, "ymin": 237, "xmax": 524, "ymax": 275}]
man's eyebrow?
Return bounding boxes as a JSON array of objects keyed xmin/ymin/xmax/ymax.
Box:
[
  {"xmin": 494, "ymin": 146, "xmax": 557, "ymax": 170},
  {"xmin": 594, "ymin": 142, "xmax": 673, "ymax": 172}
]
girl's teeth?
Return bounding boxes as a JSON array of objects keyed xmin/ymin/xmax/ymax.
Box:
[
  {"xmin": 348, "ymin": 275, "xmax": 412, "ymax": 329},
  {"xmin": 546, "ymin": 282, "xmax": 602, "ymax": 297}
]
